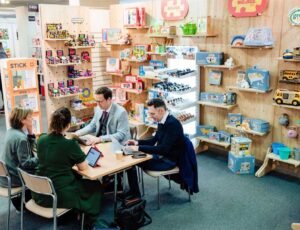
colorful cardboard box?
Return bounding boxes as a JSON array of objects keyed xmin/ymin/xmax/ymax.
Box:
[
  {"xmin": 231, "ymin": 137, "xmax": 252, "ymax": 156},
  {"xmin": 196, "ymin": 52, "xmax": 224, "ymax": 65},
  {"xmin": 228, "ymin": 152, "xmax": 255, "ymax": 175},
  {"xmin": 246, "ymin": 66, "xmax": 270, "ymax": 92},
  {"xmin": 197, "ymin": 125, "xmax": 215, "ymax": 137}
]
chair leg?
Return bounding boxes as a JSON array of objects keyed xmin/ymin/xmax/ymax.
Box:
[
  {"xmin": 20, "ymin": 188, "xmax": 25, "ymax": 230},
  {"xmin": 7, "ymin": 194, "xmax": 10, "ymax": 230},
  {"xmin": 122, "ymin": 170, "xmax": 126, "ymax": 192},
  {"xmin": 81, "ymin": 213, "xmax": 85, "ymax": 230},
  {"xmin": 157, "ymin": 177, "xmax": 160, "ymax": 210},
  {"xmin": 53, "ymin": 215, "xmax": 57, "ymax": 230},
  {"xmin": 141, "ymin": 170, "xmax": 144, "ymax": 197},
  {"xmin": 188, "ymin": 189, "xmax": 191, "ymax": 202},
  {"xmin": 168, "ymin": 175, "xmax": 171, "ymax": 190}
]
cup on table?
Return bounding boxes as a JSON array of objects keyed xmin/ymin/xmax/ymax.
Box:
[{"xmin": 115, "ymin": 150, "xmax": 123, "ymax": 160}]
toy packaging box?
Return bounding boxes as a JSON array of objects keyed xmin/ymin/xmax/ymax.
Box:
[
  {"xmin": 196, "ymin": 52, "xmax": 224, "ymax": 65},
  {"xmin": 228, "ymin": 113, "xmax": 243, "ymax": 126},
  {"xmin": 200, "ymin": 92, "xmax": 236, "ymax": 105},
  {"xmin": 228, "ymin": 152, "xmax": 255, "ymax": 175},
  {"xmin": 106, "ymin": 58, "xmax": 120, "ymax": 72},
  {"xmin": 102, "ymin": 28, "xmax": 122, "ymax": 42},
  {"xmin": 243, "ymin": 27, "xmax": 274, "ymax": 47},
  {"xmin": 218, "ymin": 130, "xmax": 232, "ymax": 143},
  {"xmin": 246, "ymin": 66, "xmax": 269, "ymax": 92},
  {"xmin": 197, "ymin": 125, "xmax": 215, "ymax": 137},
  {"xmin": 208, "ymin": 70, "xmax": 222, "ymax": 85},
  {"xmin": 249, "ymin": 118, "xmax": 270, "ymax": 133},
  {"xmin": 231, "ymin": 137, "xmax": 252, "ymax": 156}
]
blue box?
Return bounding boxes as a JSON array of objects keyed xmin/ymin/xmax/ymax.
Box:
[
  {"xmin": 150, "ymin": 60, "xmax": 165, "ymax": 69},
  {"xmin": 208, "ymin": 131, "xmax": 220, "ymax": 141},
  {"xmin": 249, "ymin": 118, "xmax": 270, "ymax": 133},
  {"xmin": 218, "ymin": 130, "xmax": 232, "ymax": 143},
  {"xmin": 228, "ymin": 152, "xmax": 255, "ymax": 175},
  {"xmin": 200, "ymin": 92, "xmax": 237, "ymax": 105},
  {"xmin": 196, "ymin": 52, "xmax": 224, "ymax": 65},
  {"xmin": 246, "ymin": 66, "xmax": 270, "ymax": 92},
  {"xmin": 228, "ymin": 113, "xmax": 243, "ymax": 126},
  {"xmin": 197, "ymin": 125, "xmax": 215, "ymax": 137}
]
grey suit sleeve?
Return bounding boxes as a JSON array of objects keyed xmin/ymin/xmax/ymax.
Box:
[
  {"xmin": 101, "ymin": 110, "xmax": 129, "ymax": 143},
  {"xmin": 75, "ymin": 113, "xmax": 98, "ymax": 136},
  {"xmin": 17, "ymin": 139, "xmax": 38, "ymax": 169}
]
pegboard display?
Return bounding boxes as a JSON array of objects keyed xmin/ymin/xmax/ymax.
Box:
[{"xmin": 39, "ymin": 4, "xmax": 95, "ymax": 127}]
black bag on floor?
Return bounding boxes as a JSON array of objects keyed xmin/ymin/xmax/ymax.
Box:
[{"xmin": 115, "ymin": 197, "xmax": 152, "ymax": 230}]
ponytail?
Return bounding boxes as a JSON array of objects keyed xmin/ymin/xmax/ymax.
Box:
[{"xmin": 49, "ymin": 107, "xmax": 71, "ymax": 135}]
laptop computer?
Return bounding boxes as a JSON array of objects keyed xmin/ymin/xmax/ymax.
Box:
[{"xmin": 110, "ymin": 136, "xmax": 138, "ymax": 155}]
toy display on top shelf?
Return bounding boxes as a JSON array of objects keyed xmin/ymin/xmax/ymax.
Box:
[
  {"xmin": 180, "ymin": 16, "xmax": 217, "ymax": 37},
  {"xmin": 45, "ymin": 23, "xmax": 70, "ymax": 39},
  {"xmin": 123, "ymin": 7, "xmax": 146, "ymax": 28},
  {"xmin": 230, "ymin": 27, "xmax": 274, "ymax": 49}
]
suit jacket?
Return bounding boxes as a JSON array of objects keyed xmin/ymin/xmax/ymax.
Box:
[
  {"xmin": 138, "ymin": 114, "xmax": 185, "ymax": 164},
  {"xmin": 76, "ymin": 103, "xmax": 131, "ymax": 143}
]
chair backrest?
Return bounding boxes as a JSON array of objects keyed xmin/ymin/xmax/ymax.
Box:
[
  {"xmin": 0, "ymin": 160, "xmax": 9, "ymax": 178},
  {"xmin": 17, "ymin": 168, "xmax": 54, "ymax": 196}
]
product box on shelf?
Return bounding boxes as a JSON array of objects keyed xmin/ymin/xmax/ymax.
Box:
[
  {"xmin": 106, "ymin": 58, "xmax": 120, "ymax": 72},
  {"xmin": 197, "ymin": 16, "xmax": 213, "ymax": 34},
  {"xmin": 200, "ymin": 92, "xmax": 236, "ymax": 105},
  {"xmin": 197, "ymin": 125, "xmax": 215, "ymax": 137},
  {"xmin": 249, "ymin": 118, "xmax": 270, "ymax": 133},
  {"xmin": 132, "ymin": 45, "xmax": 150, "ymax": 61},
  {"xmin": 123, "ymin": 7, "xmax": 146, "ymax": 27},
  {"xmin": 208, "ymin": 70, "xmax": 222, "ymax": 85},
  {"xmin": 218, "ymin": 131, "xmax": 232, "ymax": 143},
  {"xmin": 246, "ymin": 66, "xmax": 269, "ymax": 92},
  {"xmin": 196, "ymin": 52, "xmax": 224, "ymax": 65},
  {"xmin": 228, "ymin": 113, "xmax": 243, "ymax": 126},
  {"xmin": 231, "ymin": 137, "xmax": 252, "ymax": 156},
  {"xmin": 208, "ymin": 131, "xmax": 220, "ymax": 141},
  {"xmin": 228, "ymin": 152, "xmax": 255, "ymax": 175},
  {"xmin": 102, "ymin": 28, "xmax": 122, "ymax": 42}
]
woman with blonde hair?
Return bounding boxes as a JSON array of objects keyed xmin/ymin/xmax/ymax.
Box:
[
  {"xmin": 0, "ymin": 107, "xmax": 38, "ymax": 210},
  {"xmin": 33, "ymin": 107, "xmax": 106, "ymax": 229}
]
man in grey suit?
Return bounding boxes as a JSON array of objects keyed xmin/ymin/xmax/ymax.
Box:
[{"xmin": 75, "ymin": 86, "xmax": 131, "ymax": 145}]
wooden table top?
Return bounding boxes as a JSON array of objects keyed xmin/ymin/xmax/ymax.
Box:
[{"xmin": 73, "ymin": 142, "xmax": 151, "ymax": 180}]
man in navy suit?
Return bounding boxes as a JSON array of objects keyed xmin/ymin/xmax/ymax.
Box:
[{"xmin": 125, "ymin": 98, "xmax": 186, "ymax": 197}]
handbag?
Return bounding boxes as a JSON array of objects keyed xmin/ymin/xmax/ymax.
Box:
[{"xmin": 115, "ymin": 197, "xmax": 152, "ymax": 230}]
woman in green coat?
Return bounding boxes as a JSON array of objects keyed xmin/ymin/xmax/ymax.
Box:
[{"xmin": 32, "ymin": 107, "xmax": 104, "ymax": 228}]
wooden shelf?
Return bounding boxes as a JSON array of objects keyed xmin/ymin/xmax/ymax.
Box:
[
  {"xmin": 138, "ymin": 75, "xmax": 163, "ymax": 81},
  {"xmin": 103, "ymin": 42, "xmax": 131, "ymax": 46},
  {"xmin": 278, "ymin": 58, "xmax": 300, "ymax": 62},
  {"xmin": 228, "ymin": 86, "xmax": 272, "ymax": 94},
  {"xmin": 48, "ymin": 62, "xmax": 81, "ymax": 67},
  {"xmin": 181, "ymin": 33, "xmax": 217, "ymax": 37},
  {"xmin": 68, "ymin": 46, "xmax": 95, "ymax": 49},
  {"xmin": 104, "ymin": 72, "xmax": 125, "ymax": 77},
  {"xmin": 225, "ymin": 125, "xmax": 268, "ymax": 136},
  {"xmin": 199, "ymin": 64, "xmax": 241, "ymax": 70},
  {"xmin": 267, "ymin": 152, "xmax": 300, "ymax": 167},
  {"xmin": 273, "ymin": 103, "xmax": 300, "ymax": 110},
  {"xmin": 124, "ymin": 59, "xmax": 149, "ymax": 63},
  {"xmin": 71, "ymin": 76, "xmax": 95, "ymax": 81},
  {"xmin": 231, "ymin": 45, "xmax": 273, "ymax": 49},
  {"xmin": 196, "ymin": 136, "xmax": 230, "ymax": 148},
  {"xmin": 147, "ymin": 34, "xmax": 177, "ymax": 39},
  {"xmin": 124, "ymin": 26, "xmax": 149, "ymax": 29},
  {"xmin": 123, "ymin": 89, "xmax": 147, "ymax": 94},
  {"xmin": 13, "ymin": 87, "xmax": 38, "ymax": 92},
  {"xmin": 197, "ymin": 101, "xmax": 237, "ymax": 109},
  {"xmin": 279, "ymin": 80, "xmax": 300, "ymax": 84},
  {"xmin": 50, "ymin": 93, "xmax": 80, "ymax": 99},
  {"xmin": 45, "ymin": 38, "xmax": 70, "ymax": 41}
]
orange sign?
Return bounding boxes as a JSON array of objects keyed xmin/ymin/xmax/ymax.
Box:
[
  {"xmin": 161, "ymin": 0, "xmax": 189, "ymax": 21},
  {"xmin": 228, "ymin": 0, "xmax": 268, "ymax": 17},
  {"xmin": 8, "ymin": 59, "xmax": 36, "ymax": 70}
]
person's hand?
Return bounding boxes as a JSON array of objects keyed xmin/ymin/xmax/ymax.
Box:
[
  {"xmin": 27, "ymin": 122, "xmax": 34, "ymax": 135},
  {"xmin": 86, "ymin": 136, "xmax": 101, "ymax": 146},
  {"xmin": 124, "ymin": 145, "xmax": 139, "ymax": 152},
  {"xmin": 125, "ymin": 139, "xmax": 138, "ymax": 146}
]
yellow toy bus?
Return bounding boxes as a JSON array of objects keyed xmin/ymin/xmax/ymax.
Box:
[
  {"xmin": 280, "ymin": 70, "xmax": 300, "ymax": 81},
  {"xmin": 273, "ymin": 89, "xmax": 300, "ymax": 106}
]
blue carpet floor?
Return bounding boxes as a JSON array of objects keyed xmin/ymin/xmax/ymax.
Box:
[{"xmin": 0, "ymin": 151, "xmax": 300, "ymax": 230}]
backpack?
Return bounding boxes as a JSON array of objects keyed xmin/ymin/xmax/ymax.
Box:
[{"xmin": 115, "ymin": 197, "xmax": 152, "ymax": 230}]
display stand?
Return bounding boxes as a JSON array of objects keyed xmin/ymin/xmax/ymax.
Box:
[
  {"xmin": 0, "ymin": 58, "xmax": 42, "ymax": 133},
  {"xmin": 39, "ymin": 5, "xmax": 95, "ymax": 128},
  {"xmin": 255, "ymin": 148, "xmax": 300, "ymax": 177}
]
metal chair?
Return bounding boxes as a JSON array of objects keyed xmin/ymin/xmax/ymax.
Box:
[
  {"xmin": 17, "ymin": 168, "xmax": 84, "ymax": 230},
  {"xmin": 0, "ymin": 160, "xmax": 22, "ymax": 230},
  {"xmin": 144, "ymin": 166, "xmax": 191, "ymax": 209}
]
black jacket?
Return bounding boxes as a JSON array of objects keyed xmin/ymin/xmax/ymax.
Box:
[{"xmin": 138, "ymin": 114, "xmax": 185, "ymax": 164}]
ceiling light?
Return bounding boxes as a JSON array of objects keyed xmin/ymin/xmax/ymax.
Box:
[{"xmin": 0, "ymin": 0, "xmax": 10, "ymax": 4}]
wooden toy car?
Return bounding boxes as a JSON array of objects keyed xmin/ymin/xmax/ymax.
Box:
[
  {"xmin": 279, "ymin": 70, "xmax": 300, "ymax": 83},
  {"xmin": 273, "ymin": 89, "xmax": 300, "ymax": 106}
]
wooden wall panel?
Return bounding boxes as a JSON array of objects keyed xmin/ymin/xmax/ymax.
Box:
[{"xmin": 109, "ymin": 0, "xmax": 300, "ymax": 165}]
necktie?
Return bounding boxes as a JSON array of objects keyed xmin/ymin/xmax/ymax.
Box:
[{"xmin": 96, "ymin": 111, "xmax": 109, "ymax": 137}]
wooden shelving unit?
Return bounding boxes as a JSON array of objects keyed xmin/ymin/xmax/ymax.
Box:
[
  {"xmin": 225, "ymin": 125, "xmax": 268, "ymax": 136},
  {"xmin": 273, "ymin": 103, "xmax": 300, "ymax": 110},
  {"xmin": 48, "ymin": 62, "xmax": 81, "ymax": 67},
  {"xmin": 197, "ymin": 101, "xmax": 237, "ymax": 109},
  {"xmin": 45, "ymin": 38, "xmax": 70, "ymax": 41},
  {"xmin": 146, "ymin": 52, "xmax": 166, "ymax": 56},
  {"xmin": 231, "ymin": 45, "xmax": 273, "ymax": 49},
  {"xmin": 124, "ymin": 26, "xmax": 149, "ymax": 29},
  {"xmin": 228, "ymin": 86, "xmax": 272, "ymax": 94},
  {"xmin": 196, "ymin": 136, "xmax": 230, "ymax": 148},
  {"xmin": 50, "ymin": 93, "xmax": 81, "ymax": 99},
  {"xmin": 104, "ymin": 72, "xmax": 125, "ymax": 77},
  {"xmin": 71, "ymin": 76, "xmax": 95, "ymax": 81},
  {"xmin": 68, "ymin": 46, "xmax": 95, "ymax": 49},
  {"xmin": 147, "ymin": 34, "xmax": 177, "ymax": 39},
  {"xmin": 277, "ymin": 57, "xmax": 300, "ymax": 62},
  {"xmin": 181, "ymin": 33, "xmax": 217, "ymax": 37}
]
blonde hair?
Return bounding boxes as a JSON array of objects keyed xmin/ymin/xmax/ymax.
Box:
[{"xmin": 9, "ymin": 107, "xmax": 33, "ymax": 129}]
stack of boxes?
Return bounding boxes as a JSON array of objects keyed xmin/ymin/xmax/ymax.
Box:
[{"xmin": 228, "ymin": 137, "xmax": 255, "ymax": 174}]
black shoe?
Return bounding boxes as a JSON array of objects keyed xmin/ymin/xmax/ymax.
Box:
[{"xmin": 117, "ymin": 190, "xmax": 141, "ymax": 201}]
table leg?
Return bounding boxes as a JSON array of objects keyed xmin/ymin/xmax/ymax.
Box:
[
  {"xmin": 255, "ymin": 156, "xmax": 272, "ymax": 177},
  {"xmin": 114, "ymin": 173, "xmax": 117, "ymax": 217}
]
